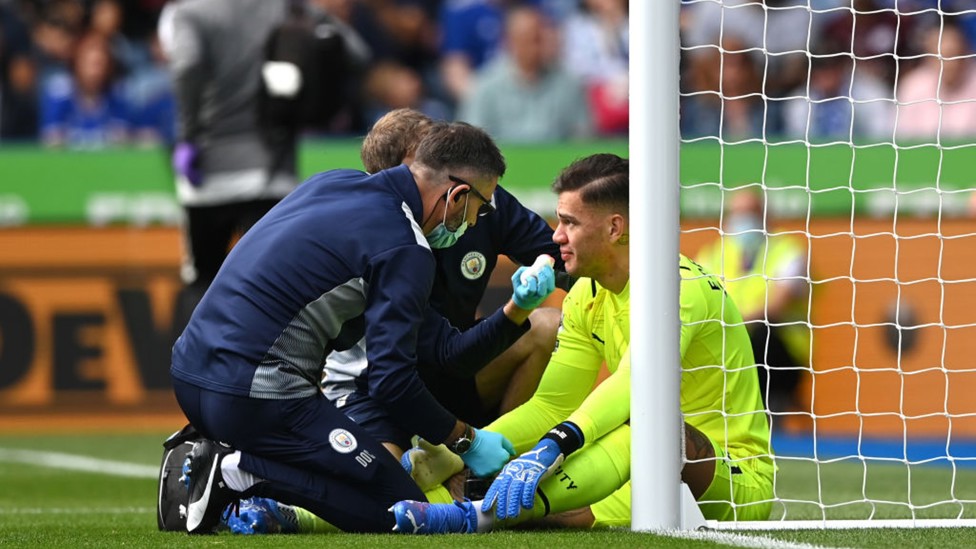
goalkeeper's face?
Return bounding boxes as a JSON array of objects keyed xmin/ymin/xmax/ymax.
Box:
[{"xmin": 552, "ymin": 189, "xmax": 620, "ymax": 281}]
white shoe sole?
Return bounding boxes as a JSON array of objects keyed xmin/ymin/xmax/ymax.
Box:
[{"xmin": 186, "ymin": 452, "xmax": 220, "ymax": 533}]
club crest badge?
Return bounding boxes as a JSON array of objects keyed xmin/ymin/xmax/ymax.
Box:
[
  {"xmin": 461, "ymin": 251, "xmax": 487, "ymax": 280},
  {"xmin": 328, "ymin": 429, "xmax": 358, "ymax": 454}
]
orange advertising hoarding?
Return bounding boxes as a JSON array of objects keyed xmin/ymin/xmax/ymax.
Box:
[
  {"xmin": 3, "ymin": 221, "xmax": 976, "ymax": 437},
  {"xmin": 0, "ymin": 228, "xmax": 185, "ymax": 431},
  {"xmin": 683, "ymin": 218, "xmax": 976, "ymax": 438}
]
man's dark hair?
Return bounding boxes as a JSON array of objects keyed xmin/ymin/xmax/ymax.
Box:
[
  {"xmin": 552, "ymin": 153, "xmax": 629, "ymax": 211},
  {"xmin": 414, "ymin": 122, "xmax": 507, "ymax": 179}
]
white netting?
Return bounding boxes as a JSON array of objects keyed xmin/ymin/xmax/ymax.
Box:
[{"xmin": 679, "ymin": 0, "xmax": 976, "ymax": 527}]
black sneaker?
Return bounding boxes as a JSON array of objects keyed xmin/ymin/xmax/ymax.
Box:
[
  {"xmin": 157, "ymin": 427, "xmax": 199, "ymax": 531},
  {"xmin": 183, "ymin": 439, "xmax": 239, "ymax": 534}
]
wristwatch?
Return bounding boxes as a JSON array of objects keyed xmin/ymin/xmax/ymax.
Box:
[{"xmin": 449, "ymin": 423, "xmax": 474, "ymax": 455}]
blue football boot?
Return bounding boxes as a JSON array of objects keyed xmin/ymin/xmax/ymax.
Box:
[
  {"xmin": 389, "ymin": 499, "xmax": 477, "ymax": 534},
  {"xmin": 223, "ymin": 497, "xmax": 300, "ymax": 534}
]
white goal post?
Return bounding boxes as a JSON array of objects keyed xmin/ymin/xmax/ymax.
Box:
[
  {"xmin": 631, "ymin": 0, "xmax": 683, "ymax": 533},
  {"xmin": 633, "ymin": 0, "xmax": 976, "ymax": 530}
]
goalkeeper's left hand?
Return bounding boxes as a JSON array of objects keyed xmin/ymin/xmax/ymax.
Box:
[
  {"xmin": 480, "ymin": 438, "xmax": 563, "ymax": 520},
  {"xmin": 481, "ymin": 422, "xmax": 584, "ymax": 520}
]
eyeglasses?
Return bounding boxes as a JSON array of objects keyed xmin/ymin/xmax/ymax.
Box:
[{"xmin": 449, "ymin": 175, "xmax": 495, "ymax": 217}]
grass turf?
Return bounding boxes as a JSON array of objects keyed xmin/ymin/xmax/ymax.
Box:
[{"xmin": 2, "ymin": 432, "xmax": 975, "ymax": 548}]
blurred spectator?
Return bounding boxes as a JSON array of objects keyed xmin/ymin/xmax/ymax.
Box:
[
  {"xmin": 166, "ymin": 0, "xmax": 298, "ymax": 329},
  {"xmin": 1, "ymin": 1, "xmax": 38, "ymax": 140},
  {"xmin": 316, "ymin": 0, "xmax": 438, "ymax": 74},
  {"xmin": 782, "ymin": 42, "xmax": 893, "ymax": 141},
  {"xmin": 39, "ymin": 32, "xmax": 133, "ymax": 148},
  {"xmin": 536, "ymin": 0, "xmax": 580, "ymax": 23},
  {"xmin": 683, "ymin": 0, "xmax": 835, "ymax": 135},
  {"xmin": 361, "ymin": 60, "xmax": 449, "ymax": 127},
  {"xmin": 126, "ymin": 33, "xmax": 174, "ymax": 145},
  {"xmin": 680, "ymin": 35, "xmax": 764, "ymax": 141},
  {"xmin": 438, "ymin": 0, "xmax": 509, "ymax": 104},
  {"xmin": 89, "ymin": 0, "xmax": 151, "ymax": 76},
  {"xmin": 562, "ymin": 0, "xmax": 628, "ymax": 135},
  {"xmin": 895, "ymin": 19, "xmax": 976, "ymax": 141},
  {"xmin": 458, "ymin": 5, "xmax": 591, "ymax": 142},
  {"xmin": 820, "ymin": 0, "xmax": 916, "ymax": 87},
  {"xmin": 31, "ymin": 13, "xmax": 78, "ymax": 87},
  {"xmin": 682, "ymin": 0, "xmax": 825, "ymax": 99},
  {"xmin": 438, "ymin": 0, "xmax": 580, "ymax": 109},
  {"xmin": 905, "ymin": 0, "xmax": 976, "ymax": 50},
  {"xmin": 697, "ymin": 188, "xmax": 810, "ymax": 417},
  {"xmin": 29, "ymin": 0, "xmax": 87, "ymax": 35}
]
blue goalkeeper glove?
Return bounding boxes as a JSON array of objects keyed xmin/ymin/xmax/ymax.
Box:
[
  {"xmin": 511, "ymin": 263, "xmax": 556, "ymax": 310},
  {"xmin": 461, "ymin": 428, "xmax": 515, "ymax": 478},
  {"xmin": 481, "ymin": 438, "xmax": 562, "ymax": 520},
  {"xmin": 481, "ymin": 422, "xmax": 584, "ymax": 520}
]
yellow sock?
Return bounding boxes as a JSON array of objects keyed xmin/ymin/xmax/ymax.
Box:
[
  {"xmin": 424, "ymin": 483, "xmax": 454, "ymax": 504},
  {"xmin": 293, "ymin": 505, "xmax": 339, "ymax": 534}
]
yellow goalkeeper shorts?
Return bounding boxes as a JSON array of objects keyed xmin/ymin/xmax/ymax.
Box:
[{"xmin": 589, "ymin": 439, "xmax": 773, "ymax": 527}]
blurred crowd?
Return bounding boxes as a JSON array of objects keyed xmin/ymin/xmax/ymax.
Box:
[
  {"xmin": 680, "ymin": 0, "xmax": 976, "ymax": 144},
  {"xmin": 0, "ymin": 0, "xmax": 627, "ymax": 148},
  {"xmin": 7, "ymin": 1, "xmax": 976, "ymax": 149},
  {"xmin": 0, "ymin": 0, "xmax": 174, "ymax": 146}
]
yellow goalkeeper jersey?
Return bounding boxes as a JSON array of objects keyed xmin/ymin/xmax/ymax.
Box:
[{"xmin": 488, "ymin": 254, "xmax": 772, "ymax": 476}]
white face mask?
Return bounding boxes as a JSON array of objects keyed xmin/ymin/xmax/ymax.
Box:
[
  {"xmin": 727, "ymin": 213, "xmax": 764, "ymax": 254},
  {"xmin": 425, "ymin": 189, "xmax": 469, "ymax": 249}
]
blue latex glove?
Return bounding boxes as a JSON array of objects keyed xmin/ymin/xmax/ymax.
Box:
[
  {"xmin": 481, "ymin": 438, "xmax": 564, "ymax": 520},
  {"xmin": 172, "ymin": 142, "xmax": 202, "ymax": 186},
  {"xmin": 460, "ymin": 428, "xmax": 515, "ymax": 478},
  {"xmin": 510, "ymin": 263, "xmax": 556, "ymax": 310}
]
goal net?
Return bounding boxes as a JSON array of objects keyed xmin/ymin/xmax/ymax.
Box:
[{"xmin": 676, "ymin": 0, "xmax": 976, "ymax": 529}]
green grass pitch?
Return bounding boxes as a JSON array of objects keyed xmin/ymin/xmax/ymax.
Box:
[{"xmin": 2, "ymin": 432, "xmax": 975, "ymax": 548}]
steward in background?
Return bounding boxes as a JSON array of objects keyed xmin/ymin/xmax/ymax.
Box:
[{"xmin": 163, "ymin": 0, "xmax": 368, "ymax": 330}]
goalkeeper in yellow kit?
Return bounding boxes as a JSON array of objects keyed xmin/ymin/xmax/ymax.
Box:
[{"xmin": 391, "ymin": 153, "xmax": 773, "ymax": 533}]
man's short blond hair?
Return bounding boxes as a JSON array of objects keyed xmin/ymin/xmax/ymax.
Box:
[{"xmin": 361, "ymin": 108, "xmax": 436, "ymax": 173}]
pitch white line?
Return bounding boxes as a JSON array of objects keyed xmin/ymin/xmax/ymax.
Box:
[
  {"xmin": 660, "ymin": 528, "xmax": 851, "ymax": 549},
  {"xmin": 0, "ymin": 507, "xmax": 154, "ymax": 514},
  {"xmin": 0, "ymin": 448, "xmax": 157, "ymax": 479}
]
